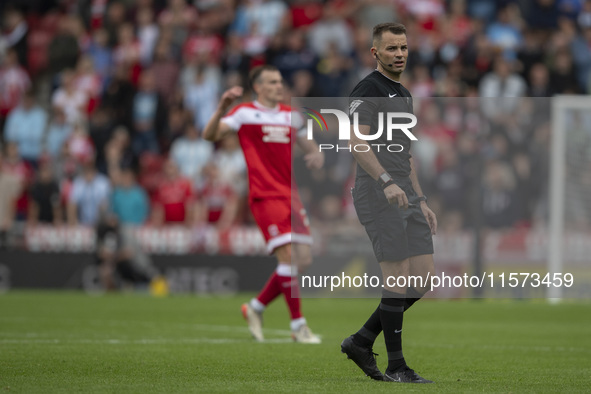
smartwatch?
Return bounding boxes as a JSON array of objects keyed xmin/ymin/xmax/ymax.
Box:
[{"xmin": 378, "ymin": 172, "xmax": 394, "ymax": 189}]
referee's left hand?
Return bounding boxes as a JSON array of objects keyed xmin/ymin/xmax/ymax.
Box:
[{"xmin": 420, "ymin": 202, "xmax": 437, "ymax": 235}]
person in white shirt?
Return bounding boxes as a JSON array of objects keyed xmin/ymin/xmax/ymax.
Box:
[
  {"xmin": 67, "ymin": 160, "xmax": 111, "ymax": 226},
  {"xmin": 52, "ymin": 69, "xmax": 88, "ymax": 125},
  {"xmin": 170, "ymin": 123, "xmax": 213, "ymax": 190}
]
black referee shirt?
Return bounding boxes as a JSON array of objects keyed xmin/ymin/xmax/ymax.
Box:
[{"xmin": 349, "ymin": 70, "xmax": 414, "ymax": 179}]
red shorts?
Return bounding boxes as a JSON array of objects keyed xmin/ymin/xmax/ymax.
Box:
[{"xmin": 249, "ymin": 196, "xmax": 312, "ymax": 254}]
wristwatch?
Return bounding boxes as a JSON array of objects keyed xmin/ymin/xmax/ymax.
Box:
[
  {"xmin": 378, "ymin": 172, "xmax": 395, "ymax": 189},
  {"xmin": 417, "ymin": 195, "xmax": 427, "ymax": 203}
]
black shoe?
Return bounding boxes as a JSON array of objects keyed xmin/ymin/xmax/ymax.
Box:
[
  {"xmin": 383, "ymin": 367, "xmax": 433, "ymax": 383},
  {"xmin": 340, "ymin": 335, "xmax": 383, "ymax": 380}
]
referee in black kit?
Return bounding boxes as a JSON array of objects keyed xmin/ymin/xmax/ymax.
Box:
[{"xmin": 340, "ymin": 23, "xmax": 437, "ymax": 383}]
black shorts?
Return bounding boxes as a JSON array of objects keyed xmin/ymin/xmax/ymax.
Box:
[{"xmin": 352, "ymin": 177, "xmax": 434, "ymax": 262}]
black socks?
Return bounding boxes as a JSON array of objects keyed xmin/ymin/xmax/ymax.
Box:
[
  {"xmin": 404, "ymin": 287, "xmax": 426, "ymax": 311},
  {"xmin": 352, "ymin": 305, "xmax": 381, "ymax": 347},
  {"xmin": 380, "ymin": 289, "xmax": 407, "ymax": 373}
]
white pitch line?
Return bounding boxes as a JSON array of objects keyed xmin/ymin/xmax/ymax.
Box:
[
  {"xmin": 411, "ymin": 342, "xmax": 590, "ymax": 354},
  {"xmin": 192, "ymin": 324, "xmax": 293, "ymax": 336},
  {"xmin": 0, "ymin": 337, "xmax": 295, "ymax": 345},
  {"xmin": 0, "ymin": 317, "xmax": 295, "ymax": 337}
]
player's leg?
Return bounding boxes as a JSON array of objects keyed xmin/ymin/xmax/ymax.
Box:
[
  {"xmin": 404, "ymin": 200, "xmax": 436, "ymax": 311},
  {"xmin": 380, "ymin": 258, "xmax": 432, "ymax": 383},
  {"xmin": 241, "ymin": 199, "xmax": 283, "ymax": 342},
  {"xmin": 276, "ymin": 242, "xmax": 320, "ymax": 344},
  {"xmin": 341, "ymin": 257, "xmax": 409, "ymax": 381},
  {"xmin": 405, "ymin": 254, "xmax": 435, "ymax": 311},
  {"xmin": 379, "ymin": 258, "xmax": 409, "ymax": 375},
  {"xmin": 381, "ymin": 198, "xmax": 433, "ymax": 383},
  {"xmin": 342, "ymin": 179, "xmax": 396, "ymax": 379}
]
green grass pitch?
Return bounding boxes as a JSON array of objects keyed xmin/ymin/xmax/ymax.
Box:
[{"xmin": 1, "ymin": 291, "xmax": 590, "ymax": 393}]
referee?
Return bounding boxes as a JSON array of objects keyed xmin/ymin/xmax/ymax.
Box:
[{"xmin": 340, "ymin": 22, "xmax": 437, "ymax": 384}]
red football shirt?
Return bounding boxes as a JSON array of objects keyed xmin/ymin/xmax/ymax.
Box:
[
  {"xmin": 221, "ymin": 101, "xmax": 303, "ymax": 201},
  {"xmin": 153, "ymin": 177, "xmax": 193, "ymax": 223}
]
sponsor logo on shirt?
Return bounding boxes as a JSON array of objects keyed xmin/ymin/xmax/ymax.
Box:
[{"xmin": 262, "ymin": 125, "xmax": 290, "ymax": 144}]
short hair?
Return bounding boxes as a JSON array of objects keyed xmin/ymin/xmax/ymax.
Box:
[
  {"xmin": 248, "ymin": 65, "xmax": 279, "ymax": 89},
  {"xmin": 373, "ymin": 22, "xmax": 407, "ymax": 45}
]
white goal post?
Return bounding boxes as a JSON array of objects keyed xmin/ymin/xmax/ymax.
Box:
[{"xmin": 548, "ymin": 96, "xmax": 591, "ymax": 300}]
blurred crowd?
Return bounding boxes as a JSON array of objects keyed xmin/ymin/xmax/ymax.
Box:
[{"xmin": 1, "ymin": 0, "xmax": 590, "ymax": 239}]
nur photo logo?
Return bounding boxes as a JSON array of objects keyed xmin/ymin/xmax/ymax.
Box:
[{"xmin": 302, "ymin": 105, "xmax": 418, "ymax": 152}]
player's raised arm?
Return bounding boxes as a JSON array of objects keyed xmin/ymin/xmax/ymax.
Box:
[
  {"xmin": 350, "ymin": 124, "xmax": 408, "ymax": 209},
  {"xmin": 203, "ymin": 86, "xmax": 243, "ymax": 142},
  {"xmin": 296, "ymin": 135, "xmax": 324, "ymax": 170}
]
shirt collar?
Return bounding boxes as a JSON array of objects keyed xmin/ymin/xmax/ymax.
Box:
[
  {"xmin": 375, "ymin": 69, "xmax": 401, "ymax": 84},
  {"xmin": 254, "ymin": 100, "xmax": 280, "ymax": 112}
]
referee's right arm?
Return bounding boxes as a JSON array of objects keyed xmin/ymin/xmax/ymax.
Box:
[{"xmin": 349, "ymin": 124, "xmax": 408, "ymax": 209}]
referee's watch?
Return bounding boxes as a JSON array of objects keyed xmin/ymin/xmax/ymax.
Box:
[
  {"xmin": 417, "ymin": 195, "xmax": 427, "ymax": 203},
  {"xmin": 378, "ymin": 172, "xmax": 395, "ymax": 189}
]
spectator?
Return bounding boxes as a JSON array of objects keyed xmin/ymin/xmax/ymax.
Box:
[
  {"xmin": 479, "ymin": 56, "xmax": 527, "ymax": 120},
  {"xmin": 104, "ymin": 126, "xmax": 136, "ymax": 176},
  {"xmin": 45, "ymin": 108, "xmax": 73, "ymax": 159},
  {"xmin": 550, "ymin": 50, "xmax": 580, "ymax": 94},
  {"xmin": 161, "ymin": 104, "xmax": 190, "ymax": 152},
  {"xmin": 308, "ymin": 3, "xmax": 354, "ymax": 57},
  {"xmin": 53, "ymin": 143, "xmax": 78, "ymax": 212},
  {"xmin": 170, "ymin": 123, "xmax": 213, "ymax": 188},
  {"xmin": 101, "ymin": 63, "xmax": 136, "ymax": 129},
  {"xmin": 74, "ymin": 55, "xmax": 102, "ymax": 114},
  {"xmin": 28, "ymin": 162, "xmax": 62, "ymax": 225},
  {"xmin": 104, "ymin": 1, "xmax": 127, "ymax": 48},
  {"xmin": 179, "ymin": 51, "xmax": 222, "ymax": 94},
  {"xmin": 571, "ymin": 26, "xmax": 591, "ymax": 92},
  {"xmin": 66, "ymin": 121, "xmax": 95, "ymax": 165},
  {"xmin": 482, "ymin": 159, "xmax": 518, "ymax": 229},
  {"xmin": 528, "ymin": 63, "xmax": 553, "ymax": 96},
  {"xmin": 158, "ymin": 0, "xmax": 198, "ymax": 55},
  {"xmin": 52, "ymin": 69, "xmax": 88, "ymax": 125},
  {"xmin": 110, "ymin": 167, "xmax": 149, "ymax": 225},
  {"xmin": 182, "ymin": 56, "xmax": 221, "ymax": 130},
  {"xmin": 1, "ymin": 7, "xmax": 28, "ymax": 68},
  {"xmin": 94, "ymin": 213, "xmax": 154, "ymax": 290},
  {"xmin": 434, "ymin": 146, "xmax": 466, "ymax": 214},
  {"xmin": 242, "ymin": 0, "xmax": 287, "ymax": 39},
  {"xmin": 517, "ymin": 30, "xmax": 545, "ymax": 81},
  {"xmin": 113, "ymin": 23, "xmax": 141, "ymax": 84},
  {"xmin": 221, "ymin": 33, "xmax": 250, "ymax": 78},
  {"xmin": 316, "ymin": 42, "xmax": 352, "ymax": 96},
  {"xmin": 4, "ymin": 90, "xmax": 48, "ymax": 167},
  {"xmin": 47, "ymin": 16, "xmax": 80, "ymax": 77},
  {"xmin": 272, "ymin": 29, "xmax": 317, "ymax": 83},
  {"xmin": 151, "ymin": 159, "xmax": 194, "ymax": 226},
  {"xmin": 151, "ymin": 41, "xmax": 180, "ymax": 103},
  {"xmin": 132, "ymin": 69, "xmax": 166, "ymax": 155},
  {"xmin": 137, "ymin": 6, "xmax": 160, "ymax": 67},
  {"xmin": 212, "ymin": 134, "xmax": 247, "ymax": 197},
  {"xmin": 86, "ymin": 28, "xmax": 113, "ymax": 92},
  {"xmin": 195, "ymin": 162, "xmax": 239, "ymax": 230},
  {"xmin": 0, "ymin": 150, "xmax": 23, "ymax": 248},
  {"xmin": 67, "ymin": 160, "xmax": 111, "ymax": 226},
  {"xmin": 486, "ymin": 5, "xmax": 523, "ymax": 59},
  {"xmin": 291, "ymin": 69, "xmax": 322, "ymax": 97},
  {"xmin": 2, "ymin": 142, "xmax": 33, "ymax": 221},
  {"xmin": 70, "ymin": 15, "xmax": 91, "ymax": 53},
  {"xmin": 89, "ymin": 106, "xmax": 116, "ymax": 174},
  {"xmin": 0, "ymin": 49, "xmax": 30, "ymax": 121}
]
